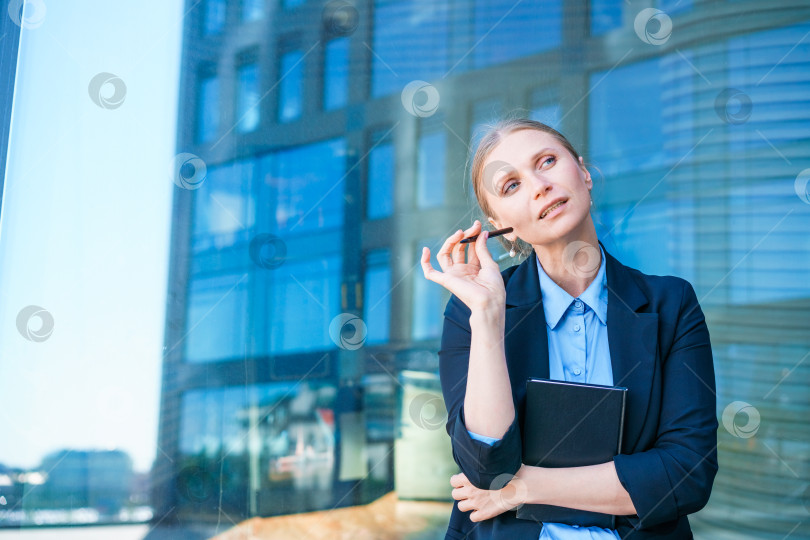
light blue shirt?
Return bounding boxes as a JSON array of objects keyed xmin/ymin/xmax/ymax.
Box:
[{"xmin": 467, "ymin": 244, "xmax": 621, "ymax": 540}]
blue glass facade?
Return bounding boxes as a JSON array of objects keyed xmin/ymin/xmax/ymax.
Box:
[{"xmin": 153, "ymin": 2, "xmax": 810, "ymax": 537}]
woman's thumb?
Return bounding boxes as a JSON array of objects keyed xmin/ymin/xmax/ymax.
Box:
[{"xmin": 474, "ymin": 231, "xmax": 498, "ymax": 269}]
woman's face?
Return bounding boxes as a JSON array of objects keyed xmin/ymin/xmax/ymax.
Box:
[{"xmin": 481, "ymin": 129, "xmax": 593, "ymax": 248}]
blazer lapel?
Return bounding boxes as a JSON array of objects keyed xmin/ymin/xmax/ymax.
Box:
[
  {"xmin": 502, "ymin": 242, "xmax": 658, "ymax": 454},
  {"xmin": 601, "ymin": 242, "xmax": 658, "ymax": 454}
]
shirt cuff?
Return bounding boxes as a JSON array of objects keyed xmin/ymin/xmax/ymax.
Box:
[{"xmin": 467, "ymin": 429, "xmax": 502, "ymax": 446}]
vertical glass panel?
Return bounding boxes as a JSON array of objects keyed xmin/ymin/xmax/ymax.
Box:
[
  {"xmin": 237, "ymin": 63, "xmax": 260, "ymax": 133},
  {"xmin": 203, "ymin": 0, "xmax": 227, "ymax": 35},
  {"xmin": 588, "ymin": 57, "xmax": 665, "ymax": 177},
  {"xmin": 192, "ymin": 160, "xmax": 256, "ymax": 253},
  {"xmin": 364, "ymin": 249, "xmax": 391, "ymax": 344},
  {"xmin": 241, "ymin": 0, "xmax": 264, "ymax": 21},
  {"xmin": 197, "ymin": 73, "xmax": 220, "ymax": 143},
  {"xmin": 590, "ymin": 0, "xmax": 622, "ymax": 36},
  {"xmin": 261, "ymin": 138, "xmax": 346, "ymax": 354},
  {"xmin": 185, "ymin": 273, "xmax": 250, "ymax": 363},
  {"xmin": 473, "ymin": 0, "xmax": 562, "ymax": 68},
  {"xmin": 279, "ymin": 50, "xmax": 304, "ymax": 122},
  {"xmin": 416, "ymin": 131, "xmax": 445, "ymax": 209},
  {"xmin": 324, "ymin": 37, "xmax": 349, "ymax": 110},
  {"xmin": 371, "ymin": 0, "xmax": 450, "ymax": 97},
  {"xmin": 366, "ymin": 136, "xmax": 394, "ymax": 219},
  {"xmin": 529, "ymin": 103, "xmax": 562, "ymax": 129},
  {"xmin": 282, "ymin": 0, "xmax": 306, "ymax": 8},
  {"xmin": 412, "ymin": 239, "xmax": 443, "ymax": 340}
]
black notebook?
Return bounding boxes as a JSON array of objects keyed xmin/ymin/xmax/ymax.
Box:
[{"xmin": 515, "ymin": 378, "xmax": 627, "ymax": 529}]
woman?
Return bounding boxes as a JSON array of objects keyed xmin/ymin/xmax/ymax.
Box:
[{"xmin": 419, "ymin": 119, "xmax": 718, "ymax": 539}]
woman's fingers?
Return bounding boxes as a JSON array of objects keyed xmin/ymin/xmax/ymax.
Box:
[
  {"xmin": 436, "ymin": 229, "xmax": 463, "ymax": 270},
  {"xmin": 474, "ymin": 229, "xmax": 500, "ymax": 271}
]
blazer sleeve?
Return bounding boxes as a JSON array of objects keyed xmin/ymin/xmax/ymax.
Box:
[
  {"xmin": 612, "ymin": 279, "xmax": 719, "ymax": 529},
  {"xmin": 438, "ymin": 294, "xmax": 523, "ymax": 490}
]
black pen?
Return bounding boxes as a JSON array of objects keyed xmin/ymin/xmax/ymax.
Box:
[{"xmin": 459, "ymin": 227, "xmax": 513, "ymax": 244}]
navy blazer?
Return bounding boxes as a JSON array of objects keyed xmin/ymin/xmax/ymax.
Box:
[{"xmin": 438, "ymin": 241, "xmax": 718, "ymax": 539}]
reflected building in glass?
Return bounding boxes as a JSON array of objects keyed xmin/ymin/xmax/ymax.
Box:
[{"xmin": 154, "ymin": 1, "xmax": 810, "ymax": 537}]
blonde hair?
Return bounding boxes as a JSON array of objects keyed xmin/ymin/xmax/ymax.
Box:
[{"xmin": 469, "ymin": 118, "xmax": 585, "ymax": 259}]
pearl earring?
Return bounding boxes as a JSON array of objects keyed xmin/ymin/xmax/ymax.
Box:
[{"xmin": 509, "ymin": 242, "xmax": 517, "ymax": 258}]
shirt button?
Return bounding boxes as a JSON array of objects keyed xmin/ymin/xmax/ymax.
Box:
[
  {"xmin": 574, "ymin": 300, "xmax": 582, "ymax": 309},
  {"xmin": 573, "ymin": 368, "xmax": 582, "ymax": 376},
  {"xmin": 574, "ymin": 324, "xmax": 581, "ymax": 332}
]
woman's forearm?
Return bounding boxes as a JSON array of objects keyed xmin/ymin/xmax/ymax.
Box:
[
  {"xmin": 463, "ymin": 308, "xmax": 515, "ymax": 439},
  {"xmin": 516, "ymin": 461, "xmax": 637, "ymax": 516}
]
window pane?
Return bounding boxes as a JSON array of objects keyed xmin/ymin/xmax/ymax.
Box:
[
  {"xmin": 371, "ymin": 1, "xmax": 450, "ymax": 97},
  {"xmin": 416, "ymin": 131, "xmax": 445, "ymax": 209},
  {"xmin": 364, "ymin": 249, "xmax": 391, "ymax": 344},
  {"xmin": 590, "ymin": 0, "xmax": 622, "ymax": 36},
  {"xmin": 412, "ymin": 239, "xmax": 443, "ymax": 340},
  {"xmin": 366, "ymin": 138, "xmax": 394, "ymax": 219},
  {"xmin": 241, "ymin": 0, "xmax": 263, "ymax": 21},
  {"xmin": 192, "ymin": 160, "xmax": 256, "ymax": 253},
  {"xmin": 237, "ymin": 63, "xmax": 260, "ymax": 133},
  {"xmin": 185, "ymin": 273, "xmax": 249, "ymax": 363},
  {"xmin": 473, "ymin": 0, "xmax": 562, "ymax": 68},
  {"xmin": 324, "ymin": 38, "xmax": 349, "ymax": 110},
  {"xmin": 203, "ymin": 0, "xmax": 227, "ymax": 35},
  {"xmin": 279, "ymin": 50, "xmax": 304, "ymax": 122},
  {"xmin": 197, "ymin": 73, "xmax": 220, "ymax": 142}
]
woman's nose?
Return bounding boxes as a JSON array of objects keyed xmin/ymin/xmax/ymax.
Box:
[{"xmin": 529, "ymin": 171, "xmax": 553, "ymax": 198}]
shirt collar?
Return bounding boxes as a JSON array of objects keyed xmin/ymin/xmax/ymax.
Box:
[{"xmin": 535, "ymin": 243, "xmax": 608, "ymax": 329}]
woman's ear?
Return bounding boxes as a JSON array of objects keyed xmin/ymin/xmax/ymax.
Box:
[{"xmin": 579, "ymin": 156, "xmax": 593, "ymax": 190}]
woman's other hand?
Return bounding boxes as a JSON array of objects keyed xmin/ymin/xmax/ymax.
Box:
[
  {"xmin": 450, "ymin": 470, "xmax": 524, "ymax": 522},
  {"xmin": 420, "ymin": 220, "xmax": 506, "ymax": 315}
]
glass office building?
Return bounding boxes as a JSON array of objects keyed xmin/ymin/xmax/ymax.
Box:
[{"xmin": 153, "ymin": 1, "xmax": 810, "ymax": 537}]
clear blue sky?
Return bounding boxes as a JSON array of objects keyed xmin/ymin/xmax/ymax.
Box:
[{"xmin": 0, "ymin": 0, "xmax": 183, "ymax": 473}]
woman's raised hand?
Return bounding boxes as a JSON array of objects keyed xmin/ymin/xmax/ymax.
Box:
[{"xmin": 420, "ymin": 220, "xmax": 506, "ymax": 314}]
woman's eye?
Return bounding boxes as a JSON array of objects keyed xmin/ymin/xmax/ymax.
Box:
[
  {"xmin": 503, "ymin": 181, "xmax": 518, "ymax": 193},
  {"xmin": 539, "ymin": 155, "xmax": 556, "ymax": 167}
]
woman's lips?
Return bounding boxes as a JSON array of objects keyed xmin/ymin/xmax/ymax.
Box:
[{"xmin": 540, "ymin": 200, "xmax": 566, "ymax": 220}]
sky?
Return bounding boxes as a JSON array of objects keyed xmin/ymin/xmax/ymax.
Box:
[{"xmin": 0, "ymin": 0, "xmax": 184, "ymax": 473}]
